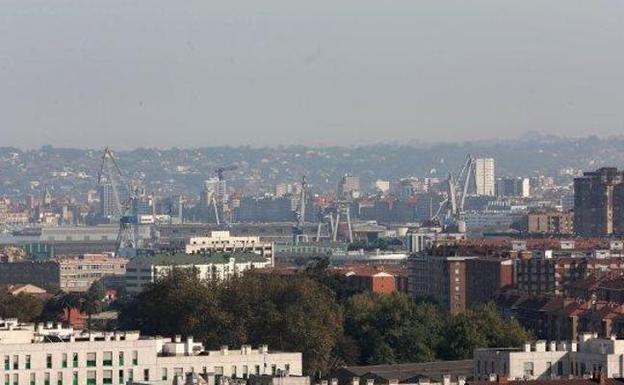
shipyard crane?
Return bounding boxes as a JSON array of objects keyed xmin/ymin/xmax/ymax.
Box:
[
  {"xmin": 208, "ymin": 164, "xmax": 238, "ymax": 226},
  {"xmin": 97, "ymin": 147, "xmax": 140, "ymax": 254},
  {"xmin": 431, "ymin": 155, "xmax": 475, "ymax": 226},
  {"xmin": 292, "ymin": 176, "xmax": 308, "ymax": 243}
]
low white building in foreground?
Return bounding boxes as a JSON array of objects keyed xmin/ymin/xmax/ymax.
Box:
[
  {"xmin": 0, "ymin": 318, "xmax": 302, "ymax": 385},
  {"xmin": 474, "ymin": 333, "xmax": 624, "ymax": 381}
]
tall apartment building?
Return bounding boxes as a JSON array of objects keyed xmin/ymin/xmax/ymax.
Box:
[
  {"xmin": 527, "ymin": 211, "xmax": 574, "ymax": 234},
  {"xmin": 124, "ymin": 253, "xmax": 272, "ymax": 293},
  {"xmin": 185, "ymin": 231, "xmax": 273, "ymax": 262},
  {"xmin": 408, "ymin": 254, "xmax": 512, "ymax": 313},
  {"xmin": 408, "ymin": 255, "xmax": 476, "ymax": 315},
  {"xmin": 474, "ymin": 158, "xmax": 495, "ymax": 196},
  {"xmin": 496, "ymin": 177, "xmax": 530, "ymax": 198},
  {"xmin": 514, "ymin": 254, "xmax": 624, "ymax": 296},
  {"xmin": 574, "ymin": 167, "xmax": 624, "ymax": 236},
  {"xmin": 98, "ymin": 184, "xmax": 128, "ymax": 218},
  {"xmin": 0, "ymin": 318, "xmax": 302, "ymax": 385}
]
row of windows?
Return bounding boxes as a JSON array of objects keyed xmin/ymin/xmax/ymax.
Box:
[
  {"xmin": 3, "ymin": 352, "xmax": 138, "ymax": 371},
  {"xmin": 4, "ymin": 369, "xmax": 136, "ymax": 385}
]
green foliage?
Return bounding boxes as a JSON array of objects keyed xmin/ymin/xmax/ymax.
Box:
[
  {"xmin": 118, "ymin": 263, "xmax": 530, "ymax": 375},
  {"xmin": 0, "ymin": 292, "xmax": 45, "ymax": 322},
  {"xmin": 344, "ymin": 293, "xmax": 442, "ymax": 365},
  {"xmin": 119, "ymin": 268, "xmax": 343, "ymax": 377}
]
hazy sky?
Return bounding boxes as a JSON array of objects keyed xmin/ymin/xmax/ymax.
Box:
[{"xmin": 2, "ymin": 1, "xmax": 624, "ymax": 149}]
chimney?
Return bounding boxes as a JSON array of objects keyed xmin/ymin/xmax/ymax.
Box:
[
  {"xmin": 571, "ymin": 342, "xmax": 578, "ymax": 352},
  {"xmin": 524, "ymin": 343, "xmax": 531, "ymax": 352},
  {"xmin": 535, "ymin": 341, "xmax": 546, "ymax": 352},
  {"xmin": 331, "ymin": 379, "xmax": 338, "ymax": 385},
  {"xmin": 220, "ymin": 346, "xmax": 228, "ymax": 355},
  {"xmin": 488, "ymin": 374, "xmax": 497, "ymax": 382},
  {"xmin": 458, "ymin": 377, "xmax": 466, "ymax": 385},
  {"xmin": 352, "ymin": 378, "xmax": 360, "ymax": 385},
  {"xmin": 175, "ymin": 335, "xmax": 182, "ymax": 343},
  {"xmin": 549, "ymin": 341, "xmax": 556, "ymax": 352},
  {"xmin": 442, "ymin": 375, "xmax": 451, "ymax": 385}
]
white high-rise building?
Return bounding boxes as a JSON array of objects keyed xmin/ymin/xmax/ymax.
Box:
[{"xmin": 474, "ymin": 158, "xmax": 495, "ymax": 196}]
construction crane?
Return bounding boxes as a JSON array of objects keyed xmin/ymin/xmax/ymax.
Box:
[
  {"xmin": 432, "ymin": 155, "xmax": 475, "ymax": 227},
  {"xmin": 208, "ymin": 165, "xmax": 238, "ymax": 226},
  {"xmin": 97, "ymin": 147, "xmax": 140, "ymax": 254},
  {"xmin": 292, "ymin": 176, "xmax": 308, "ymax": 243}
]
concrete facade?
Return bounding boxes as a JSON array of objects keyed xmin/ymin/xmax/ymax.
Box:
[
  {"xmin": 0, "ymin": 319, "xmax": 302, "ymax": 385},
  {"xmin": 474, "ymin": 334, "xmax": 624, "ymax": 381}
]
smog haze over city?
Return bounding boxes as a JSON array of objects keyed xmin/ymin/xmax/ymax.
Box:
[
  {"xmin": 6, "ymin": 2, "xmax": 624, "ymax": 385},
  {"xmin": 2, "ymin": 0, "xmax": 624, "ymax": 149}
]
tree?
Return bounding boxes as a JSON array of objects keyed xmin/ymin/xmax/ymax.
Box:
[
  {"xmin": 57, "ymin": 292, "xmax": 82, "ymax": 326},
  {"xmin": 344, "ymin": 293, "xmax": 443, "ymax": 365},
  {"xmin": 119, "ymin": 270, "xmax": 343, "ymax": 377},
  {"xmin": 437, "ymin": 303, "xmax": 531, "ymax": 360},
  {"xmin": 0, "ymin": 291, "xmax": 46, "ymax": 322},
  {"xmin": 82, "ymin": 281, "xmax": 106, "ymax": 332}
]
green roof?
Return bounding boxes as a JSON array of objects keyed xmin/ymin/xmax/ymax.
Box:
[{"xmin": 133, "ymin": 252, "xmax": 269, "ymax": 266}]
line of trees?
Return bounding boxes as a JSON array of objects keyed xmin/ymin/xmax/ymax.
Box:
[
  {"xmin": 0, "ymin": 281, "xmax": 107, "ymax": 330},
  {"xmin": 117, "ymin": 262, "xmax": 531, "ymax": 377}
]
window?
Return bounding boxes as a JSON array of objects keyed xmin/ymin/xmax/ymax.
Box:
[
  {"xmin": 30, "ymin": 373, "xmax": 36, "ymax": 385},
  {"xmin": 86, "ymin": 353, "xmax": 96, "ymax": 368},
  {"xmin": 62, "ymin": 354, "xmax": 68, "ymax": 368},
  {"xmin": 72, "ymin": 354, "xmax": 78, "ymax": 368},
  {"xmin": 44, "ymin": 373, "xmax": 50, "ymax": 385},
  {"xmin": 118, "ymin": 352, "xmax": 124, "ymax": 366},
  {"xmin": 4, "ymin": 356, "xmax": 9, "ymax": 371},
  {"xmin": 271, "ymin": 365, "xmax": 276, "ymax": 376},
  {"xmin": 118, "ymin": 370, "xmax": 124, "ymax": 385},
  {"xmin": 13, "ymin": 356, "xmax": 18, "ymax": 370},
  {"xmin": 47, "ymin": 354, "xmax": 53, "ymax": 369},
  {"xmin": 174, "ymin": 368, "xmax": 183, "ymax": 377},
  {"xmin": 4, "ymin": 375, "xmax": 9, "ymax": 385},
  {"xmin": 103, "ymin": 352, "xmax": 112, "ymax": 367},
  {"xmin": 285, "ymin": 364, "xmax": 290, "ymax": 373},
  {"xmin": 231, "ymin": 366, "xmax": 237, "ymax": 378},
  {"xmin": 126, "ymin": 370, "xmax": 133, "ymax": 382},
  {"xmin": 131, "ymin": 351, "xmax": 138, "ymax": 366},
  {"xmin": 214, "ymin": 367, "xmax": 223, "ymax": 376},
  {"xmin": 72, "ymin": 373, "xmax": 78, "ymax": 385},
  {"xmin": 86, "ymin": 371, "xmax": 96, "ymax": 385},
  {"xmin": 242, "ymin": 366, "xmax": 248, "ymax": 379},
  {"xmin": 255, "ymin": 365, "xmax": 260, "ymax": 375},
  {"xmin": 12, "ymin": 374, "xmax": 17, "ymax": 385},
  {"xmin": 143, "ymin": 370, "xmax": 149, "ymax": 382},
  {"xmin": 57, "ymin": 372, "xmax": 63, "ymax": 385},
  {"xmin": 523, "ymin": 362, "xmax": 534, "ymax": 377},
  {"xmin": 161, "ymin": 368, "xmax": 167, "ymax": 381},
  {"xmin": 546, "ymin": 362, "xmax": 552, "ymax": 376},
  {"xmin": 103, "ymin": 371, "xmax": 112, "ymax": 385},
  {"xmin": 26, "ymin": 355, "xmax": 32, "ymax": 370}
]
